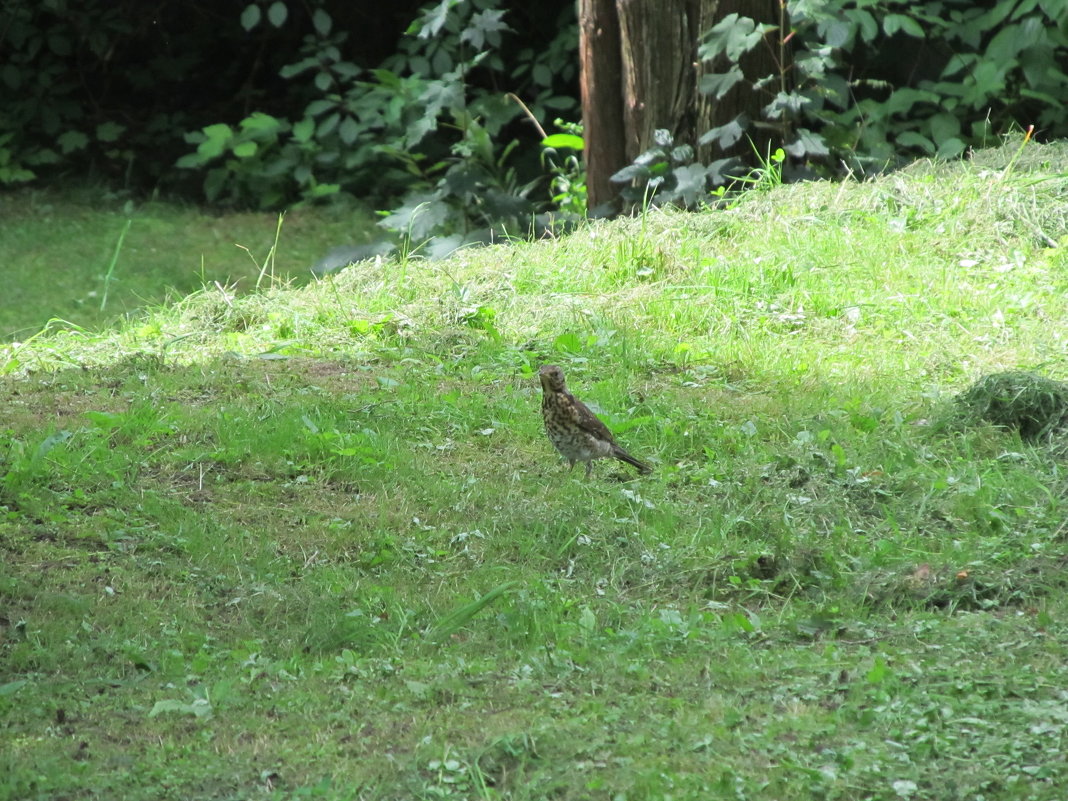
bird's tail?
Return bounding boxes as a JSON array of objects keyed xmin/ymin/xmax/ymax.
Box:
[{"xmin": 612, "ymin": 445, "xmax": 652, "ymax": 474}]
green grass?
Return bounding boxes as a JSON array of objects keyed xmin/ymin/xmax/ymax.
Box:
[
  {"xmin": 0, "ymin": 188, "xmax": 380, "ymax": 341},
  {"xmin": 2, "ymin": 141, "xmax": 1068, "ymax": 800}
]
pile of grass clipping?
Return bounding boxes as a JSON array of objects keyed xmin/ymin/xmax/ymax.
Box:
[{"xmin": 956, "ymin": 371, "xmax": 1068, "ymax": 439}]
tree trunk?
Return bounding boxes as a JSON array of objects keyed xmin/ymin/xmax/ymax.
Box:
[
  {"xmin": 578, "ymin": 0, "xmax": 627, "ymax": 211},
  {"xmin": 579, "ymin": 0, "xmax": 783, "ymax": 209},
  {"xmin": 617, "ymin": 0, "xmax": 713, "ymax": 163}
]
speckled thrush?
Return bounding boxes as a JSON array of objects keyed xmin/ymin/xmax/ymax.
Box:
[{"xmin": 539, "ymin": 364, "xmax": 651, "ymax": 477}]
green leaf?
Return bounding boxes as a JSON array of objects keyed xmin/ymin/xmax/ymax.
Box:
[
  {"xmin": 460, "ymin": 9, "xmax": 510, "ymax": 50},
  {"xmin": 820, "ymin": 19, "xmax": 851, "ymax": 48},
  {"xmin": 203, "ymin": 123, "xmax": 234, "ymax": 140},
  {"xmin": 305, "ymin": 99, "xmax": 337, "ymax": 117},
  {"xmin": 196, "ymin": 123, "xmax": 234, "ymax": 158},
  {"xmin": 845, "ymin": 8, "xmax": 879, "ymax": 42},
  {"xmin": 417, "ymin": 0, "xmax": 460, "ymax": 39},
  {"xmin": 368, "ymin": 68, "xmax": 401, "ymax": 88},
  {"xmin": 543, "ymin": 95, "xmax": 577, "ymax": 111},
  {"xmin": 57, "ymin": 130, "xmax": 89, "ymax": 154},
  {"xmin": 611, "ymin": 164, "xmax": 650, "ymax": 183},
  {"xmin": 240, "ymin": 112, "xmax": 283, "ymax": 134},
  {"xmin": 420, "ymin": 78, "xmax": 465, "ymax": 118},
  {"xmin": 670, "ymin": 163, "xmax": 709, "ymax": 206},
  {"xmin": 338, "ymin": 116, "xmax": 360, "ymax": 145},
  {"xmin": 821, "ymin": 74, "xmax": 850, "ymax": 109},
  {"xmin": 883, "ymin": 14, "xmax": 925, "ymax": 38},
  {"xmin": 405, "ymin": 680, "xmax": 431, "ymax": 698},
  {"xmin": 966, "ymin": 61, "xmax": 1008, "ymax": 103},
  {"xmin": 936, "ymin": 137, "xmax": 965, "ymax": 159},
  {"xmin": 408, "ymin": 56, "xmax": 431, "ymax": 77},
  {"xmin": 28, "ymin": 148, "xmax": 60, "ymax": 166},
  {"xmin": 292, "ymin": 118, "xmax": 315, "ymax": 143},
  {"xmin": 786, "ymin": 128, "xmax": 829, "ymax": 157},
  {"xmin": 885, "ymin": 88, "xmax": 940, "ymax": 116},
  {"xmin": 541, "ymin": 133, "xmax": 584, "ymax": 151},
  {"xmin": 928, "ymin": 112, "xmax": 961, "ymax": 143},
  {"xmin": 96, "ymin": 121, "xmax": 125, "ymax": 142},
  {"xmin": 305, "ymin": 183, "xmax": 339, "ymax": 198},
  {"xmin": 896, "ymin": 131, "xmax": 935, "ymax": 154},
  {"xmin": 332, "ymin": 62, "xmax": 360, "ymax": 79},
  {"xmin": 232, "ymin": 141, "xmax": 257, "ymax": 158},
  {"xmin": 762, "ymin": 91, "xmax": 809, "ymax": 119},
  {"xmin": 700, "ymin": 115, "xmax": 747, "ymax": 148},
  {"xmin": 279, "ymin": 57, "xmax": 316, "ymax": 79},
  {"xmin": 866, "ymin": 656, "xmax": 890, "ymax": 684},
  {"xmin": 722, "ymin": 611, "xmax": 756, "ymax": 633},
  {"xmin": 317, "ymin": 112, "xmax": 340, "ymax": 138},
  {"xmin": 267, "ymin": 1, "xmax": 287, "ymax": 27},
  {"xmin": 532, "ymin": 63, "xmax": 553, "ymax": 87},
  {"xmin": 699, "ymin": 13, "xmax": 772, "ymax": 62},
  {"xmin": 670, "ymin": 144, "xmax": 695, "ymax": 163},
  {"xmin": 0, "ymin": 165, "xmax": 34, "ymax": 184},
  {"xmin": 699, "ymin": 68, "xmax": 744, "ymax": 100},
  {"xmin": 578, "ymin": 606, "xmax": 597, "ymax": 632},
  {"xmin": 1019, "ymin": 87, "xmax": 1063, "ymax": 106},
  {"xmin": 905, "ymin": 16, "xmax": 931, "ymax": 37},
  {"xmin": 941, "ymin": 53, "xmax": 977, "ymax": 78},
  {"xmin": 174, "ymin": 153, "xmax": 202, "ymax": 169},
  {"xmin": 986, "ymin": 24, "xmax": 1027, "ymax": 64},
  {"xmin": 312, "ymin": 9, "xmax": 332, "ymax": 36},
  {"xmin": 553, "ymin": 332, "xmax": 584, "ymax": 352},
  {"xmin": 240, "ymin": 4, "xmax": 261, "ymax": 31},
  {"xmin": 378, "ymin": 197, "xmax": 450, "ymax": 239}
]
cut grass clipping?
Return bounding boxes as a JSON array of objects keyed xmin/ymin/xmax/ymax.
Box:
[{"xmin": 956, "ymin": 370, "xmax": 1068, "ymax": 439}]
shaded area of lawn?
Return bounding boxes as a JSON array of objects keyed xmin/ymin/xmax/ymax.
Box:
[{"xmin": 0, "ymin": 188, "xmax": 379, "ymax": 340}]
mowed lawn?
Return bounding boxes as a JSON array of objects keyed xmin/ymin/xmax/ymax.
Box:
[
  {"xmin": 0, "ymin": 189, "xmax": 379, "ymax": 341},
  {"xmin": 2, "ymin": 141, "xmax": 1068, "ymax": 800}
]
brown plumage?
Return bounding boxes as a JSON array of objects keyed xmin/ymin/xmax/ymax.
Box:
[{"xmin": 539, "ymin": 364, "xmax": 651, "ymax": 477}]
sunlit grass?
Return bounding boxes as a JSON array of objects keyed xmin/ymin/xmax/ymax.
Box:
[{"xmin": 2, "ymin": 141, "xmax": 1068, "ymax": 800}]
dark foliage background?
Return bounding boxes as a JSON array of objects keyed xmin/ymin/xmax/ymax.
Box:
[
  {"xmin": 2, "ymin": 0, "xmax": 1065, "ymax": 226},
  {"xmin": 0, "ymin": 0, "xmax": 577, "ymax": 204}
]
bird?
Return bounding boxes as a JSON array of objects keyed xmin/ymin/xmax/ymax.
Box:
[{"xmin": 538, "ymin": 364, "xmax": 651, "ymax": 477}]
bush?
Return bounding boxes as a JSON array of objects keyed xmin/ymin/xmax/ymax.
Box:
[
  {"xmin": 0, "ymin": 0, "xmax": 311, "ymax": 191},
  {"xmin": 615, "ymin": 0, "xmax": 1068, "ymax": 208},
  {"xmin": 699, "ymin": 0, "xmax": 1068, "ymax": 177}
]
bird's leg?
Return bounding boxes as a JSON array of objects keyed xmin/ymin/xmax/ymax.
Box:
[{"xmin": 585, "ymin": 461, "xmax": 593, "ymax": 478}]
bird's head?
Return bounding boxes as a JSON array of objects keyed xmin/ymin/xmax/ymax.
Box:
[{"xmin": 539, "ymin": 364, "xmax": 566, "ymax": 393}]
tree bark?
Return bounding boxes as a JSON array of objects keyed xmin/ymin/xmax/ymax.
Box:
[
  {"xmin": 578, "ymin": 0, "xmax": 627, "ymax": 210},
  {"xmin": 617, "ymin": 0, "xmax": 711, "ymax": 163}
]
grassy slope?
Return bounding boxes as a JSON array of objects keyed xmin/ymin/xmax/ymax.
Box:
[
  {"xmin": 2, "ymin": 142, "xmax": 1068, "ymax": 800},
  {"xmin": 0, "ymin": 189, "xmax": 378, "ymax": 341}
]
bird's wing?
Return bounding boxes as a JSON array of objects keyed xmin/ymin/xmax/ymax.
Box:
[{"xmin": 565, "ymin": 393, "xmax": 617, "ymax": 442}]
